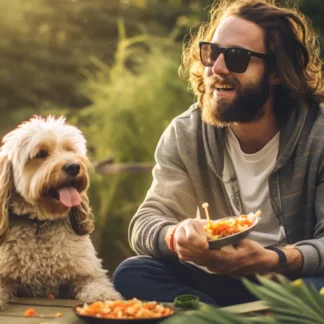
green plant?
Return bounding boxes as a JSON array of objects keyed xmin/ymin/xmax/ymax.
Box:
[
  {"xmin": 163, "ymin": 275, "xmax": 324, "ymax": 324},
  {"xmin": 69, "ymin": 20, "xmax": 194, "ymax": 271}
]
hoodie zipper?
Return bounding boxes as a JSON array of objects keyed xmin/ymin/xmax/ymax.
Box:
[{"xmin": 273, "ymin": 169, "xmax": 289, "ymax": 243}]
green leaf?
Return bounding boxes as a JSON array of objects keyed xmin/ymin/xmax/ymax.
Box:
[
  {"xmin": 243, "ymin": 276, "xmax": 324, "ymax": 323},
  {"xmin": 287, "ymin": 280, "xmax": 324, "ymax": 318},
  {"xmin": 274, "ymin": 273, "xmax": 293, "ymax": 286},
  {"xmin": 243, "ymin": 279, "xmax": 304, "ymax": 309},
  {"xmin": 256, "ymin": 275, "xmax": 308, "ymax": 304},
  {"xmin": 256, "ymin": 275, "xmax": 324, "ymax": 321},
  {"xmin": 273, "ymin": 314, "xmax": 316, "ymax": 324},
  {"xmin": 268, "ymin": 305, "xmax": 324, "ymax": 322},
  {"xmin": 164, "ymin": 302, "xmax": 277, "ymax": 324}
]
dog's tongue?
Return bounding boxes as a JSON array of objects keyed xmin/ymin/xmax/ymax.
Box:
[{"xmin": 58, "ymin": 187, "xmax": 81, "ymax": 207}]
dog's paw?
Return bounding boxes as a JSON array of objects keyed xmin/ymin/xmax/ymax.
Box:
[
  {"xmin": 104, "ymin": 290, "xmax": 124, "ymax": 300},
  {"xmin": 77, "ymin": 288, "xmax": 124, "ymax": 302},
  {"xmin": 0, "ymin": 299, "xmax": 8, "ymax": 310},
  {"xmin": 0, "ymin": 287, "xmax": 9, "ymax": 310}
]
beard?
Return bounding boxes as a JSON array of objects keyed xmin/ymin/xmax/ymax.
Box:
[{"xmin": 202, "ymin": 70, "xmax": 270, "ymax": 127}]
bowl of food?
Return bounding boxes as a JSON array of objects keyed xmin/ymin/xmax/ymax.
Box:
[
  {"xmin": 73, "ymin": 298, "xmax": 175, "ymax": 324},
  {"xmin": 204, "ymin": 210, "xmax": 261, "ymax": 249}
]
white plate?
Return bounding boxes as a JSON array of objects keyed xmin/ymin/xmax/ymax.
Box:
[{"xmin": 207, "ymin": 214, "xmax": 259, "ymax": 249}]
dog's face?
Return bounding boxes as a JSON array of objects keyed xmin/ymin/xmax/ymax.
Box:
[
  {"xmin": 0, "ymin": 116, "xmax": 94, "ymax": 241},
  {"xmin": 11, "ymin": 117, "xmax": 90, "ymax": 218}
]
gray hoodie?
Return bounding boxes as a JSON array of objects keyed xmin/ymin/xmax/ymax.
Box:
[{"xmin": 129, "ymin": 100, "xmax": 324, "ymax": 276}]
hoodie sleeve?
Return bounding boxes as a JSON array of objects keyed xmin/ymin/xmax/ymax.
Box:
[
  {"xmin": 294, "ymin": 148, "xmax": 324, "ymax": 276},
  {"xmin": 128, "ymin": 117, "xmax": 198, "ymax": 259}
]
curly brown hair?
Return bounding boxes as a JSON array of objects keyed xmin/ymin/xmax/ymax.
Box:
[{"xmin": 180, "ymin": 0, "xmax": 324, "ymax": 109}]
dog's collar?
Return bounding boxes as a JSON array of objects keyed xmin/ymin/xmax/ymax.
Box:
[{"xmin": 9, "ymin": 210, "xmax": 49, "ymax": 235}]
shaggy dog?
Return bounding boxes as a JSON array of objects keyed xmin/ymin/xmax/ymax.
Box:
[{"xmin": 0, "ymin": 115, "xmax": 122, "ymax": 309}]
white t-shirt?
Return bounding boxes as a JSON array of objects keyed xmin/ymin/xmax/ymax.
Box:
[{"xmin": 224, "ymin": 127, "xmax": 286, "ymax": 247}]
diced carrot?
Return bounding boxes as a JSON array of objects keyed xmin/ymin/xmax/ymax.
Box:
[
  {"xmin": 24, "ymin": 308, "xmax": 36, "ymax": 317},
  {"xmin": 75, "ymin": 298, "xmax": 173, "ymax": 319},
  {"xmin": 205, "ymin": 214, "xmax": 255, "ymax": 239}
]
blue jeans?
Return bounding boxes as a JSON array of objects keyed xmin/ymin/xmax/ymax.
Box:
[{"xmin": 113, "ymin": 256, "xmax": 324, "ymax": 307}]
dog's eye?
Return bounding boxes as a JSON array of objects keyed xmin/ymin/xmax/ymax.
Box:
[{"xmin": 35, "ymin": 150, "xmax": 48, "ymax": 158}]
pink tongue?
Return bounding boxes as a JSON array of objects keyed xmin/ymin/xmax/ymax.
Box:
[{"xmin": 58, "ymin": 187, "xmax": 81, "ymax": 207}]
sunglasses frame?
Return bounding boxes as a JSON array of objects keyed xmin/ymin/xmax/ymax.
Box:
[{"xmin": 199, "ymin": 41, "xmax": 269, "ymax": 73}]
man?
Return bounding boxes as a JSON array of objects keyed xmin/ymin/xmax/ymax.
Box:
[{"xmin": 113, "ymin": 0, "xmax": 324, "ymax": 306}]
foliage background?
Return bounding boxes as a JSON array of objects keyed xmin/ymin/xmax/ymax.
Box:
[{"xmin": 1, "ymin": 0, "xmax": 323, "ymax": 273}]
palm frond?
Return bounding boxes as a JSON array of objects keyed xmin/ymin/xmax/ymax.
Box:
[
  {"xmin": 243, "ymin": 275, "xmax": 324, "ymax": 324},
  {"xmin": 163, "ymin": 302, "xmax": 275, "ymax": 324},
  {"xmin": 163, "ymin": 274, "xmax": 324, "ymax": 324}
]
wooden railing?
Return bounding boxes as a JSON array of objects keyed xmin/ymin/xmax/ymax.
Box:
[{"xmin": 94, "ymin": 161, "xmax": 154, "ymax": 174}]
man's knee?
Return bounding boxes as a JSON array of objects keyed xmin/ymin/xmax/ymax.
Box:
[
  {"xmin": 113, "ymin": 256, "xmax": 153, "ymax": 285},
  {"xmin": 113, "ymin": 256, "xmax": 157, "ymax": 298}
]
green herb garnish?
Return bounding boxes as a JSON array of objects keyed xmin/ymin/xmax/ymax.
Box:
[{"xmin": 174, "ymin": 294, "xmax": 200, "ymax": 309}]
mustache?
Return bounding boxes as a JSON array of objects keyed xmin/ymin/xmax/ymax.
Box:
[{"xmin": 205, "ymin": 75, "xmax": 240, "ymax": 89}]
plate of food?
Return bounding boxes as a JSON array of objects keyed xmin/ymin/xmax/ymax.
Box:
[
  {"xmin": 201, "ymin": 203, "xmax": 261, "ymax": 249},
  {"xmin": 73, "ymin": 298, "xmax": 175, "ymax": 324}
]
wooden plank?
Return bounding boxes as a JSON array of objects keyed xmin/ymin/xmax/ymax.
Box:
[
  {"xmin": 9, "ymin": 298, "xmax": 81, "ymax": 308},
  {"xmin": 0, "ymin": 298, "xmax": 270, "ymax": 323},
  {"xmin": 0, "ymin": 303, "xmax": 82, "ymax": 323},
  {"xmin": 95, "ymin": 162, "xmax": 154, "ymax": 174}
]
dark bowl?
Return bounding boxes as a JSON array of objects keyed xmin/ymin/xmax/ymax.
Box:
[
  {"xmin": 208, "ymin": 215, "xmax": 259, "ymax": 249},
  {"xmin": 73, "ymin": 302, "xmax": 175, "ymax": 324}
]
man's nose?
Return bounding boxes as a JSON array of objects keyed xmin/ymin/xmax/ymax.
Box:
[{"xmin": 211, "ymin": 53, "xmax": 229, "ymax": 75}]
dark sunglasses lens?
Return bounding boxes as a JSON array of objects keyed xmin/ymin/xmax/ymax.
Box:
[
  {"xmin": 200, "ymin": 43, "xmax": 221, "ymax": 67},
  {"xmin": 225, "ymin": 48, "xmax": 250, "ymax": 73}
]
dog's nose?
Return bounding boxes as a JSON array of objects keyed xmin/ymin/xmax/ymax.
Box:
[{"xmin": 63, "ymin": 163, "xmax": 80, "ymax": 177}]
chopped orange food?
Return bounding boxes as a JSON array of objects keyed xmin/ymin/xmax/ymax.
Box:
[
  {"xmin": 55, "ymin": 312, "xmax": 64, "ymax": 317},
  {"xmin": 47, "ymin": 293, "xmax": 55, "ymax": 299},
  {"xmin": 75, "ymin": 298, "xmax": 174, "ymax": 319},
  {"xmin": 24, "ymin": 308, "xmax": 36, "ymax": 317},
  {"xmin": 204, "ymin": 214, "xmax": 256, "ymax": 240}
]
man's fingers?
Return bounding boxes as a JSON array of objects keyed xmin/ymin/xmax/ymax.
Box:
[
  {"xmin": 193, "ymin": 221, "xmax": 208, "ymax": 239},
  {"xmin": 176, "ymin": 246, "xmax": 208, "ymax": 260},
  {"xmin": 175, "ymin": 220, "xmax": 209, "ymax": 250}
]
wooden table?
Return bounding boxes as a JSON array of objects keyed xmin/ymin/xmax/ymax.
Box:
[
  {"xmin": 0, "ymin": 298, "xmax": 269, "ymax": 323},
  {"xmin": 0, "ymin": 298, "xmax": 83, "ymax": 323}
]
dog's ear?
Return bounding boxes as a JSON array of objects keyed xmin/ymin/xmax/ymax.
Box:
[
  {"xmin": 69, "ymin": 192, "xmax": 94, "ymax": 235},
  {"xmin": 0, "ymin": 154, "xmax": 11, "ymax": 243}
]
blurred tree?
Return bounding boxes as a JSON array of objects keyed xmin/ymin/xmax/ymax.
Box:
[
  {"xmin": 0, "ymin": 0, "xmax": 210, "ymax": 129},
  {"xmin": 0, "ymin": 0, "xmax": 322, "ymax": 123},
  {"xmin": 298, "ymin": 0, "xmax": 324, "ymax": 54},
  {"xmin": 70, "ymin": 20, "xmax": 194, "ymax": 270}
]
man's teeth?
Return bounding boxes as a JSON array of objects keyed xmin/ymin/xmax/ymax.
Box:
[{"xmin": 215, "ymin": 84, "xmax": 233, "ymax": 91}]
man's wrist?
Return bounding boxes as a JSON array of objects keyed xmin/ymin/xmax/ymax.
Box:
[
  {"xmin": 156, "ymin": 224, "xmax": 179, "ymax": 259},
  {"xmin": 282, "ymin": 246, "xmax": 303, "ymax": 273},
  {"xmin": 165, "ymin": 224, "xmax": 178, "ymax": 253},
  {"xmin": 264, "ymin": 247, "xmax": 281, "ymax": 272},
  {"xmin": 265, "ymin": 246, "xmax": 303, "ymax": 274},
  {"xmin": 265, "ymin": 246, "xmax": 288, "ymax": 272}
]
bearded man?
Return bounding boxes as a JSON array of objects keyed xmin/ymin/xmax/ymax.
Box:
[{"xmin": 113, "ymin": 0, "xmax": 324, "ymax": 306}]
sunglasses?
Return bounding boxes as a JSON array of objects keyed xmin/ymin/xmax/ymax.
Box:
[{"xmin": 199, "ymin": 41, "xmax": 269, "ymax": 73}]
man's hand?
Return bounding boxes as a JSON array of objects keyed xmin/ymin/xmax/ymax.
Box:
[
  {"xmin": 167, "ymin": 219, "xmax": 209, "ymax": 258},
  {"xmin": 194, "ymin": 239, "xmax": 279, "ymax": 275},
  {"xmin": 166, "ymin": 221, "xmax": 303, "ymax": 275},
  {"xmin": 168, "ymin": 222, "xmax": 277, "ymax": 275}
]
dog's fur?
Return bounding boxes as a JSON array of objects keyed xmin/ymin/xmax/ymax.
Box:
[{"xmin": 0, "ymin": 115, "xmax": 122, "ymax": 309}]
